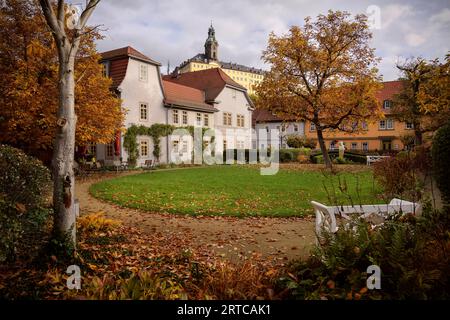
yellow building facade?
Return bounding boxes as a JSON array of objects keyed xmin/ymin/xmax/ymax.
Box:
[
  {"xmin": 303, "ymin": 81, "xmax": 416, "ymax": 152},
  {"xmin": 176, "ymin": 24, "xmax": 265, "ymax": 95}
]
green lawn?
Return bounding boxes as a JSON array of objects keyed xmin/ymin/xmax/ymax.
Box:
[{"xmin": 90, "ymin": 166, "xmax": 382, "ymax": 217}]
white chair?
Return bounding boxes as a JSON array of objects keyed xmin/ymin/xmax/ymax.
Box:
[{"xmin": 312, "ymin": 198, "xmax": 421, "ymax": 243}]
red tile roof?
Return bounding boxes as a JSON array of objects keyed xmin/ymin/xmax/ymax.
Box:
[
  {"xmin": 252, "ymin": 108, "xmax": 283, "ymax": 123},
  {"xmin": 163, "ymin": 68, "xmax": 246, "ymax": 102},
  {"xmin": 100, "ymin": 46, "xmax": 161, "ymax": 66},
  {"xmin": 375, "ymin": 80, "xmax": 405, "ymax": 99},
  {"xmin": 162, "ymin": 80, "xmax": 217, "ymax": 113}
]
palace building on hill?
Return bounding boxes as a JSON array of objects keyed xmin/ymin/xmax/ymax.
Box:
[{"xmin": 176, "ymin": 24, "xmax": 265, "ymax": 95}]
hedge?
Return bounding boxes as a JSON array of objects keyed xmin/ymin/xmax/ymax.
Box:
[
  {"xmin": 310, "ymin": 150, "xmax": 367, "ymax": 164},
  {"xmin": 221, "ymin": 148, "xmax": 311, "ymax": 163},
  {"xmin": 0, "ymin": 145, "xmax": 52, "ymax": 262}
]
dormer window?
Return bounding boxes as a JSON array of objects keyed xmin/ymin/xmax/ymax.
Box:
[
  {"xmin": 383, "ymin": 100, "xmax": 392, "ymax": 109},
  {"xmin": 102, "ymin": 61, "xmax": 110, "ymax": 77},
  {"xmin": 139, "ymin": 64, "xmax": 148, "ymax": 82}
]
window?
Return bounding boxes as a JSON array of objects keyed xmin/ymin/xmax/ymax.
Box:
[
  {"xmin": 294, "ymin": 124, "xmax": 299, "ymax": 132},
  {"xmin": 223, "ymin": 112, "xmax": 232, "ymax": 126},
  {"xmin": 362, "ymin": 142, "xmax": 369, "ymax": 151},
  {"xmin": 383, "ymin": 100, "xmax": 392, "ymax": 109},
  {"xmin": 182, "ymin": 111, "xmax": 188, "ymax": 125},
  {"xmin": 223, "ymin": 139, "xmax": 227, "ymax": 150},
  {"xmin": 351, "ymin": 142, "xmax": 358, "ymax": 150},
  {"xmin": 310, "ymin": 122, "xmax": 316, "ymax": 131},
  {"xmin": 172, "ymin": 110, "xmax": 179, "ymax": 124},
  {"xmin": 406, "ymin": 122, "xmax": 414, "ymax": 129},
  {"xmin": 172, "ymin": 140, "xmax": 179, "ymax": 153},
  {"xmin": 106, "ymin": 144, "xmax": 114, "ymax": 157},
  {"xmin": 380, "ymin": 119, "xmax": 394, "ymax": 130},
  {"xmin": 88, "ymin": 143, "xmax": 96, "ymax": 156},
  {"xmin": 204, "ymin": 114, "xmax": 209, "ymax": 127},
  {"xmin": 387, "ymin": 119, "xmax": 394, "ymax": 129},
  {"xmin": 140, "ymin": 103, "xmax": 148, "ymax": 121},
  {"xmin": 102, "ymin": 62, "xmax": 110, "ymax": 77},
  {"xmin": 236, "ymin": 140, "xmax": 244, "ymax": 149},
  {"xmin": 237, "ymin": 114, "xmax": 245, "ymax": 127},
  {"xmin": 140, "ymin": 140, "xmax": 148, "ymax": 157},
  {"xmin": 139, "ymin": 64, "xmax": 148, "ymax": 82},
  {"xmin": 196, "ymin": 113, "xmax": 202, "ymax": 126},
  {"xmin": 265, "ymin": 126, "xmax": 269, "ymax": 133},
  {"xmin": 182, "ymin": 141, "xmax": 188, "ymax": 153}
]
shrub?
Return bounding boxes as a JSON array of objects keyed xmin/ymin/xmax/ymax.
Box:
[
  {"xmin": 77, "ymin": 212, "xmax": 121, "ymax": 235},
  {"xmin": 303, "ymin": 137, "xmax": 317, "ymax": 149},
  {"xmin": 333, "ymin": 157, "xmax": 348, "ymax": 164},
  {"xmin": 0, "ymin": 145, "xmax": 52, "ymax": 262},
  {"xmin": 194, "ymin": 260, "xmax": 278, "ymax": 300},
  {"xmin": 373, "ymin": 148, "xmax": 431, "ymax": 201},
  {"xmin": 286, "ymin": 135, "xmax": 304, "ymax": 148},
  {"xmin": 297, "ymin": 154, "xmax": 310, "ymax": 163},
  {"xmin": 310, "ymin": 150, "xmax": 366, "ymax": 164},
  {"xmin": 286, "ymin": 135, "xmax": 317, "ymax": 149},
  {"xmin": 79, "ymin": 271, "xmax": 188, "ymax": 300},
  {"xmin": 432, "ymin": 122, "xmax": 450, "ymax": 204},
  {"xmin": 279, "ymin": 149, "xmax": 294, "ymax": 162},
  {"xmin": 313, "ymin": 155, "xmax": 324, "ymax": 164},
  {"xmin": 0, "ymin": 144, "xmax": 51, "ymax": 209},
  {"xmin": 278, "ymin": 204, "xmax": 450, "ymax": 299}
]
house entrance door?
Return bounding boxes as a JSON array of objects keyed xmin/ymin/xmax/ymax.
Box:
[{"xmin": 382, "ymin": 140, "xmax": 392, "ymax": 151}]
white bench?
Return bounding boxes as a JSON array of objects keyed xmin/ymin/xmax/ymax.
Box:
[
  {"xmin": 312, "ymin": 198, "xmax": 421, "ymax": 243},
  {"xmin": 366, "ymin": 155, "xmax": 390, "ymax": 165}
]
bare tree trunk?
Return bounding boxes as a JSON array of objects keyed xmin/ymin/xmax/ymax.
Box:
[
  {"xmin": 316, "ymin": 128, "xmax": 332, "ymax": 169},
  {"xmin": 39, "ymin": 0, "xmax": 101, "ymax": 249},
  {"xmin": 52, "ymin": 52, "xmax": 77, "ymax": 244}
]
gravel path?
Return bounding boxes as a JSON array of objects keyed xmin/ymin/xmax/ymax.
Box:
[{"xmin": 75, "ymin": 171, "xmax": 316, "ymax": 263}]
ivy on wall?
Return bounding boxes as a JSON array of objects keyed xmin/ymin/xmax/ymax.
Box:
[{"xmin": 123, "ymin": 124, "xmax": 213, "ymax": 167}]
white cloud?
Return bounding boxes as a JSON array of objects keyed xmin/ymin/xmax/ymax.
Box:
[
  {"xmin": 405, "ymin": 33, "xmax": 427, "ymax": 47},
  {"xmin": 86, "ymin": 0, "xmax": 450, "ymax": 81},
  {"xmin": 430, "ymin": 8, "xmax": 450, "ymax": 24},
  {"xmin": 380, "ymin": 4, "xmax": 413, "ymax": 29}
]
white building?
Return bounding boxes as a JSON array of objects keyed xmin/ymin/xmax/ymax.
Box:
[
  {"xmin": 92, "ymin": 46, "xmax": 254, "ymax": 167},
  {"xmin": 253, "ymin": 109, "xmax": 305, "ymax": 149}
]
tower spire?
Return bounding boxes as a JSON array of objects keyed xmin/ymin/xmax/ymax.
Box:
[{"xmin": 205, "ymin": 23, "xmax": 219, "ymax": 61}]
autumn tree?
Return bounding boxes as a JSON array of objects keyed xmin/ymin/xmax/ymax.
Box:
[
  {"xmin": 256, "ymin": 11, "xmax": 382, "ymax": 168},
  {"xmin": 392, "ymin": 57, "xmax": 450, "ymax": 146},
  {"xmin": 0, "ymin": 0, "xmax": 123, "ymax": 164}
]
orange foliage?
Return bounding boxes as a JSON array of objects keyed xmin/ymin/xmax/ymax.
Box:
[
  {"xmin": 256, "ymin": 11, "xmax": 383, "ymax": 167},
  {"xmin": 0, "ymin": 0, "xmax": 124, "ymax": 160}
]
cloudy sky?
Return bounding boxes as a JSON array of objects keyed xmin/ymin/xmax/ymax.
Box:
[{"xmin": 87, "ymin": 0, "xmax": 450, "ymax": 81}]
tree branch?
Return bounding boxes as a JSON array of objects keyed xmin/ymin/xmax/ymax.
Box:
[
  {"xmin": 57, "ymin": 0, "xmax": 65, "ymax": 30},
  {"xmin": 78, "ymin": 0, "xmax": 101, "ymax": 30},
  {"xmin": 39, "ymin": 0, "xmax": 62, "ymax": 38}
]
